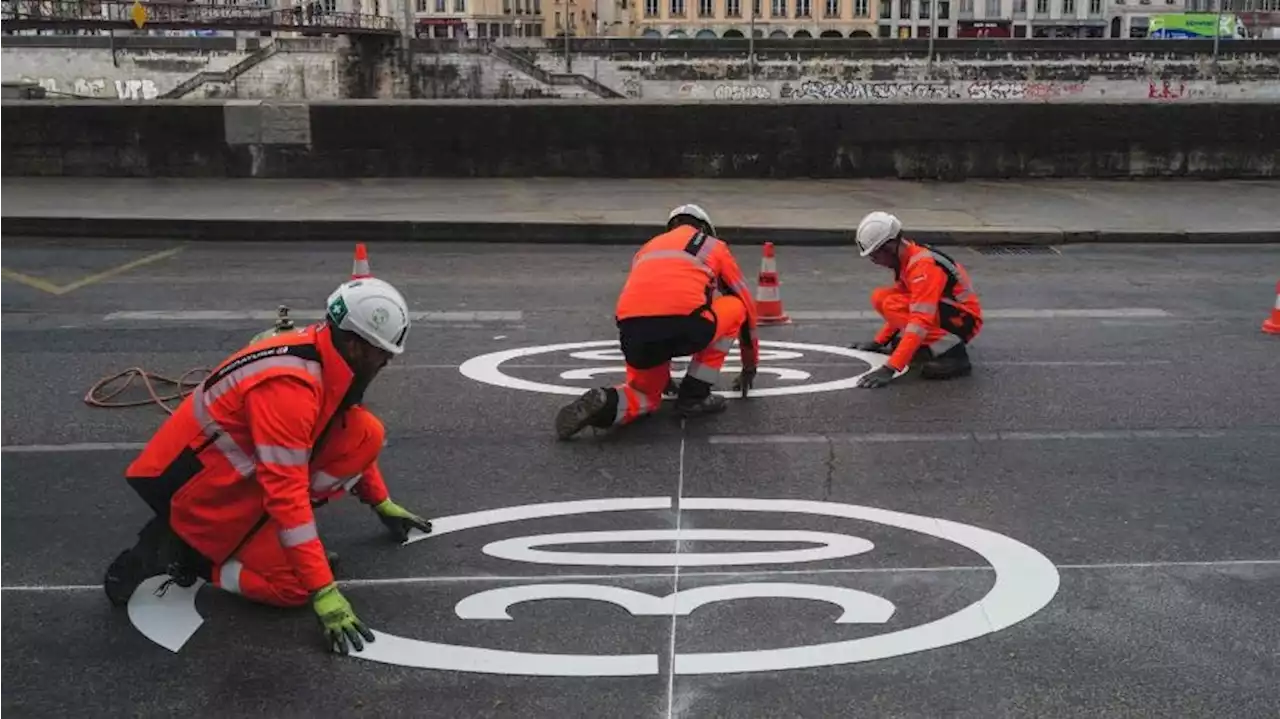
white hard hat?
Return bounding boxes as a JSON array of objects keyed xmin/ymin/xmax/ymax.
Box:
[
  {"xmin": 325, "ymin": 277, "xmax": 410, "ymax": 355},
  {"xmin": 855, "ymin": 211, "xmax": 903, "ymax": 257},
  {"xmin": 668, "ymin": 203, "xmax": 716, "ymax": 236}
]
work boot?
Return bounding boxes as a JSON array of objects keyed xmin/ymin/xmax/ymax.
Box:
[
  {"xmin": 554, "ymin": 387, "xmax": 616, "ymax": 440},
  {"xmin": 104, "ymin": 516, "xmax": 180, "ymax": 607},
  {"xmin": 920, "ymin": 343, "xmax": 972, "ymax": 380},
  {"xmin": 673, "ymin": 376, "xmax": 728, "ymax": 418}
]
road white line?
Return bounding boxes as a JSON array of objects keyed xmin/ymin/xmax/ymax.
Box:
[
  {"xmin": 7, "ymin": 559, "xmax": 1278, "ymax": 593},
  {"xmin": 667, "ymin": 426, "xmax": 688, "ymax": 719},
  {"xmin": 1, "ymin": 442, "xmax": 147, "ymax": 453},
  {"xmin": 707, "ymin": 427, "xmax": 1280, "ymax": 445},
  {"xmin": 103, "ymin": 310, "xmax": 523, "ymax": 322},
  {"xmin": 788, "ymin": 308, "xmax": 1173, "ymax": 320}
]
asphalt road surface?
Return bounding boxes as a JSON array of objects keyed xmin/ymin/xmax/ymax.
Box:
[{"xmin": 3, "ymin": 237, "xmax": 1279, "ymax": 718}]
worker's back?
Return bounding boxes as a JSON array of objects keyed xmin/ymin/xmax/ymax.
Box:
[{"xmin": 616, "ymin": 225, "xmax": 718, "ymax": 321}]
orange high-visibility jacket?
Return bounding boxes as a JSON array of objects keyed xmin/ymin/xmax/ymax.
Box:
[
  {"xmin": 876, "ymin": 240, "xmax": 984, "ymax": 371},
  {"xmin": 615, "ymin": 225, "xmax": 760, "ymax": 360},
  {"xmin": 125, "ymin": 323, "xmax": 383, "ymax": 592}
]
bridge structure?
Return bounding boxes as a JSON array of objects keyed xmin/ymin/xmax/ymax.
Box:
[{"xmin": 1, "ymin": 0, "xmax": 400, "ymax": 36}]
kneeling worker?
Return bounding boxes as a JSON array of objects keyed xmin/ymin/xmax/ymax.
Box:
[
  {"xmin": 104, "ymin": 277, "xmax": 432, "ymax": 655},
  {"xmin": 555, "ymin": 204, "xmax": 760, "ymax": 439},
  {"xmin": 850, "ymin": 211, "xmax": 984, "ymax": 388}
]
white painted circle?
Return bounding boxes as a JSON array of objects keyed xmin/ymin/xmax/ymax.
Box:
[
  {"xmin": 458, "ymin": 340, "xmax": 902, "ymax": 398},
  {"xmin": 481, "ymin": 528, "xmax": 876, "ymax": 567},
  {"xmin": 129, "ymin": 497, "xmax": 1059, "ymax": 674},
  {"xmin": 344, "ymin": 497, "xmax": 1061, "ymax": 676}
]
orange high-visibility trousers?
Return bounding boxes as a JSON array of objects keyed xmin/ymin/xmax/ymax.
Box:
[
  {"xmin": 211, "ymin": 405, "xmax": 385, "ymax": 607},
  {"xmin": 871, "ymin": 286, "xmax": 982, "ymax": 354},
  {"xmin": 613, "ymin": 295, "xmax": 747, "ymax": 426}
]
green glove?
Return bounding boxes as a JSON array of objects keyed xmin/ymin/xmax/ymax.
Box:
[
  {"xmin": 312, "ymin": 582, "xmax": 375, "ymax": 655},
  {"xmin": 373, "ymin": 498, "xmax": 432, "ymax": 542}
]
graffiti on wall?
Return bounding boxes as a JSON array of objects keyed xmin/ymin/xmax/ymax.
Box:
[
  {"xmin": 20, "ymin": 77, "xmax": 160, "ymax": 100},
  {"xmin": 1146, "ymin": 79, "xmax": 1209, "ymax": 101},
  {"xmin": 965, "ymin": 81, "xmax": 1085, "ymax": 101},
  {"xmin": 787, "ymin": 80, "xmax": 961, "ymax": 101},
  {"xmin": 714, "ymin": 84, "xmax": 771, "ymax": 100}
]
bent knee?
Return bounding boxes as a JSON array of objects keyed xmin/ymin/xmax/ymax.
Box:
[{"xmin": 870, "ymin": 287, "xmax": 896, "ymax": 313}]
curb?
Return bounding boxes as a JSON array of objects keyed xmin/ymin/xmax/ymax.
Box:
[{"xmin": 4, "ymin": 217, "xmax": 1279, "ymax": 245}]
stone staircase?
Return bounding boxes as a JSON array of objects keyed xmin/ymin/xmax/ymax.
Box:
[
  {"xmin": 161, "ymin": 42, "xmax": 283, "ymax": 99},
  {"xmin": 489, "ymin": 44, "xmax": 624, "ymax": 99}
]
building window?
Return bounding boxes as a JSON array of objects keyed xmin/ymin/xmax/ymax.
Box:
[
  {"xmin": 879, "ymin": 0, "xmax": 891, "ymax": 16},
  {"xmin": 1089, "ymin": 0, "xmax": 1100, "ymax": 11},
  {"xmin": 1035, "ymin": 0, "xmax": 1047, "ymax": 11},
  {"xmin": 1014, "ymin": 0, "xmax": 1025, "ymax": 10},
  {"xmin": 453, "ymin": 0, "xmax": 464, "ymax": 11},
  {"xmin": 919, "ymin": 0, "xmax": 929, "ymax": 18},
  {"xmin": 855, "ymin": 0, "xmax": 868, "ymax": 14},
  {"xmin": 534, "ymin": 0, "xmax": 540, "ymax": 12},
  {"xmin": 825, "ymin": 0, "xmax": 839, "ymax": 16},
  {"xmin": 797, "ymin": 0, "xmax": 811, "ymax": 14},
  {"xmin": 699, "ymin": 0, "xmax": 713, "ymax": 14},
  {"xmin": 416, "ymin": 0, "xmax": 427, "ymax": 10},
  {"xmin": 645, "ymin": 0, "xmax": 658, "ymax": 14},
  {"xmin": 503, "ymin": 0, "xmax": 511, "ymax": 11},
  {"xmin": 772, "ymin": 0, "xmax": 785, "ymax": 16},
  {"xmin": 899, "ymin": 0, "xmax": 909, "ymax": 17},
  {"xmin": 753, "ymin": 0, "xmax": 761, "ymax": 15},
  {"xmin": 985, "ymin": 0, "xmax": 998, "ymax": 13},
  {"xmin": 1063, "ymin": 0, "xmax": 1074, "ymax": 11},
  {"xmin": 939, "ymin": 0, "xmax": 949, "ymax": 16},
  {"xmin": 435, "ymin": 0, "xmax": 445, "ymax": 11},
  {"xmin": 959, "ymin": 0, "xmax": 971, "ymax": 12},
  {"xmin": 728, "ymin": 0, "xmax": 742, "ymax": 14},
  {"xmin": 671, "ymin": 0, "xmax": 685, "ymax": 14}
]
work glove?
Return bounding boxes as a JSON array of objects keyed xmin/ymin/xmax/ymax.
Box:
[
  {"xmin": 312, "ymin": 582, "xmax": 375, "ymax": 655},
  {"xmin": 856, "ymin": 364, "xmax": 897, "ymax": 389},
  {"xmin": 373, "ymin": 498, "xmax": 432, "ymax": 542},
  {"xmin": 732, "ymin": 326, "xmax": 759, "ymax": 397},
  {"xmin": 730, "ymin": 367, "xmax": 757, "ymax": 397}
]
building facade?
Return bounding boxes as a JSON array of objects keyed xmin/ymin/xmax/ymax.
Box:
[
  {"xmin": 876, "ymin": 0, "xmax": 1126, "ymax": 38},
  {"xmin": 631, "ymin": 0, "xmax": 880, "ymax": 38},
  {"xmin": 413, "ymin": 0, "xmax": 547, "ymax": 37}
]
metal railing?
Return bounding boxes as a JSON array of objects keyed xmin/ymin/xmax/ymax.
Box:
[{"xmin": 1, "ymin": 0, "xmax": 400, "ymax": 34}]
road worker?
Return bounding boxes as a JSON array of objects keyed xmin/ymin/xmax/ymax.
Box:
[
  {"xmin": 849, "ymin": 211, "xmax": 984, "ymax": 388},
  {"xmin": 555, "ymin": 204, "xmax": 760, "ymax": 439},
  {"xmin": 103, "ymin": 277, "xmax": 432, "ymax": 656}
]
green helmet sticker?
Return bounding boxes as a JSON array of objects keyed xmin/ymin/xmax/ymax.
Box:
[{"xmin": 327, "ymin": 295, "xmax": 349, "ymax": 324}]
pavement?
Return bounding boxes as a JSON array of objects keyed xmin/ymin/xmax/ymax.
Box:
[
  {"xmin": 3, "ymin": 236, "xmax": 1280, "ymax": 718},
  {"xmin": 4, "ymin": 177, "xmax": 1280, "ymax": 244}
]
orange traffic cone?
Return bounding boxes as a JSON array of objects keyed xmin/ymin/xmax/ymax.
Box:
[
  {"xmin": 351, "ymin": 243, "xmax": 372, "ymax": 279},
  {"xmin": 1263, "ymin": 280, "xmax": 1280, "ymax": 335},
  {"xmin": 756, "ymin": 242, "xmax": 791, "ymax": 325}
]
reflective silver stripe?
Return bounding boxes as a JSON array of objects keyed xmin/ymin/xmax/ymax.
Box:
[
  {"xmin": 613, "ymin": 387, "xmax": 653, "ymax": 424},
  {"xmin": 909, "ymin": 302, "xmax": 937, "ymax": 315},
  {"xmin": 633, "ymin": 248, "xmax": 716, "ymax": 277},
  {"xmin": 220, "ymin": 559, "xmax": 243, "ymax": 595},
  {"xmin": 204, "ymin": 355, "xmax": 322, "ymax": 405},
  {"xmin": 907, "ymin": 250, "xmax": 976, "ymax": 303},
  {"xmin": 192, "ymin": 351, "xmax": 323, "ymax": 479},
  {"xmin": 685, "ymin": 362, "xmax": 721, "ymax": 383},
  {"xmin": 191, "ymin": 391, "xmax": 256, "ymax": 477},
  {"xmin": 313, "ymin": 470, "xmax": 362, "ymax": 493},
  {"xmin": 728, "ymin": 280, "xmax": 750, "ymax": 295},
  {"xmin": 692, "ymin": 234, "xmax": 721, "ymax": 262},
  {"xmin": 904, "ymin": 322, "xmax": 929, "ymax": 338},
  {"xmin": 257, "ymin": 444, "xmax": 310, "ymax": 467},
  {"xmin": 929, "ymin": 334, "xmax": 962, "ymax": 355},
  {"xmin": 712, "ymin": 336, "xmax": 736, "ymax": 353},
  {"xmin": 279, "ymin": 522, "xmax": 319, "ymax": 548}
]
